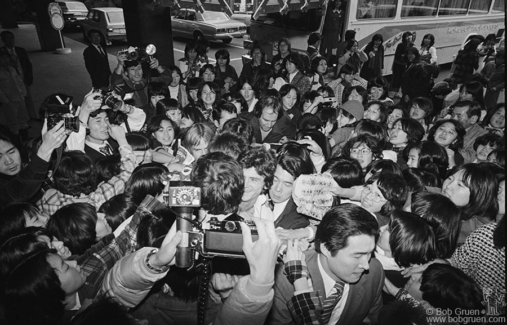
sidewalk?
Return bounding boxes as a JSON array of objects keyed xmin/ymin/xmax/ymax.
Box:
[{"xmin": 1, "ymin": 24, "xmax": 117, "ymax": 110}]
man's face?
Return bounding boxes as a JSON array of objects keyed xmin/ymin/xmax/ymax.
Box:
[
  {"xmin": 90, "ymin": 32, "xmax": 101, "ymax": 45},
  {"xmin": 125, "ymin": 64, "xmax": 143, "ymax": 83},
  {"xmin": 259, "ymin": 107, "xmax": 278, "ymax": 132},
  {"xmin": 1, "ymin": 33, "xmax": 15, "ymax": 48},
  {"xmin": 242, "ymin": 167, "xmax": 265, "ymax": 203},
  {"xmin": 0, "ymin": 140, "xmax": 21, "ymax": 176},
  {"xmin": 190, "ymin": 138, "xmax": 209, "ymax": 160},
  {"xmin": 451, "ymin": 106, "xmax": 474, "ymax": 129},
  {"xmin": 269, "ymin": 165, "xmax": 294, "ymax": 204},
  {"xmin": 321, "ymin": 234, "xmax": 375, "ymax": 283},
  {"xmin": 88, "ymin": 112, "xmax": 110, "ymax": 142}
]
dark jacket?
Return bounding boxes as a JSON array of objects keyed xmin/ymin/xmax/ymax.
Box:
[
  {"xmin": 0, "ymin": 154, "xmax": 49, "ymax": 206},
  {"xmin": 248, "ymin": 114, "xmax": 297, "ymax": 144},
  {"xmin": 1, "ymin": 46, "xmax": 33, "ymax": 85},
  {"xmin": 83, "ymin": 44, "xmax": 111, "ymax": 89},
  {"xmin": 274, "ymin": 198, "xmax": 310, "ymax": 230}
]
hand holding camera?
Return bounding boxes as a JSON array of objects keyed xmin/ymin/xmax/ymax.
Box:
[
  {"xmin": 149, "ymin": 57, "xmax": 160, "ymax": 70},
  {"xmin": 117, "ymin": 51, "xmax": 127, "ymax": 66},
  {"xmin": 82, "ymin": 89, "xmax": 103, "ymax": 114},
  {"xmin": 148, "ymin": 231, "xmax": 183, "ymax": 269},
  {"xmin": 37, "ymin": 120, "xmax": 68, "ymax": 161}
]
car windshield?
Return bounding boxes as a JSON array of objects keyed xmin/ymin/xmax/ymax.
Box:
[
  {"xmin": 106, "ymin": 11, "xmax": 124, "ymax": 23},
  {"xmin": 202, "ymin": 11, "xmax": 229, "ymax": 21},
  {"xmin": 61, "ymin": 2, "xmax": 87, "ymax": 10}
]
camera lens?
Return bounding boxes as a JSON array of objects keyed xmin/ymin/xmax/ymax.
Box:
[{"xmin": 224, "ymin": 221, "xmax": 237, "ymax": 232}]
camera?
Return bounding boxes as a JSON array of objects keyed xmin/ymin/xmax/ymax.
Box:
[
  {"xmin": 93, "ymin": 87, "xmax": 124, "ymax": 111},
  {"xmin": 323, "ymin": 97, "xmax": 336, "ymax": 103},
  {"xmin": 119, "ymin": 44, "xmax": 156, "ymax": 63},
  {"xmin": 45, "ymin": 94, "xmax": 80, "ymax": 133},
  {"xmin": 165, "ymin": 181, "xmax": 258, "ymax": 268}
]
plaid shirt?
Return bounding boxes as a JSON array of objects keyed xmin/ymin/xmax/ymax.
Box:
[
  {"xmin": 77, "ymin": 194, "xmax": 167, "ymax": 300},
  {"xmin": 37, "ymin": 146, "xmax": 137, "ymax": 215},
  {"xmin": 285, "ymin": 260, "xmax": 324, "ymax": 325}
]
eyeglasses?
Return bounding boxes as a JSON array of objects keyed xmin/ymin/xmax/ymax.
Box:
[
  {"xmin": 363, "ymin": 184, "xmax": 386, "ymax": 203},
  {"xmin": 350, "ymin": 148, "xmax": 372, "ymax": 155}
]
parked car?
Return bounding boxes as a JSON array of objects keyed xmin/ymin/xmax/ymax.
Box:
[
  {"xmin": 81, "ymin": 7, "xmax": 127, "ymax": 45},
  {"xmin": 171, "ymin": 9, "xmax": 247, "ymax": 44},
  {"xmin": 56, "ymin": 1, "xmax": 89, "ymax": 29},
  {"xmin": 230, "ymin": 12, "xmax": 252, "ymax": 33}
]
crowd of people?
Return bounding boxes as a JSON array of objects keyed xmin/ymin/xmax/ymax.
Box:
[{"xmin": 0, "ymin": 18, "xmax": 505, "ymax": 325}]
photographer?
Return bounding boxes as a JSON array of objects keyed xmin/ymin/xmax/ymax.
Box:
[
  {"xmin": 0, "ymin": 121, "xmax": 67, "ymax": 206},
  {"xmin": 111, "ymin": 48, "xmax": 172, "ymax": 109},
  {"xmin": 63, "ymin": 90, "xmax": 145, "ymax": 162}
]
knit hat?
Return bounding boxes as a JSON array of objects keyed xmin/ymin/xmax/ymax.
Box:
[{"xmin": 341, "ymin": 100, "xmax": 364, "ymax": 121}]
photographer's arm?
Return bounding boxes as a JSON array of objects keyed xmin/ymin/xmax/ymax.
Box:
[
  {"xmin": 66, "ymin": 90, "xmax": 102, "ymax": 152},
  {"xmin": 213, "ymin": 219, "xmax": 281, "ymax": 325}
]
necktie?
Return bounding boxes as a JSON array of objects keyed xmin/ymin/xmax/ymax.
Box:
[
  {"xmin": 97, "ymin": 45, "xmax": 105, "ymax": 56},
  {"xmin": 321, "ymin": 281, "xmax": 345, "ymax": 324},
  {"xmin": 99, "ymin": 144, "xmax": 112, "ymax": 156}
]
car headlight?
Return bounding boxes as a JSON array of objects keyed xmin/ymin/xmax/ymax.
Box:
[{"xmin": 108, "ymin": 28, "xmax": 113, "ymax": 32}]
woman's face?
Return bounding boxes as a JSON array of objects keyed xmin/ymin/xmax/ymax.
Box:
[
  {"xmin": 490, "ymin": 107, "xmax": 505, "ymax": 129},
  {"xmin": 46, "ymin": 253, "xmax": 86, "ymax": 295},
  {"xmin": 459, "ymin": 86, "xmax": 474, "ymax": 101},
  {"xmin": 389, "ymin": 121, "xmax": 409, "ymax": 146},
  {"xmin": 282, "ymin": 89, "xmax": 298, "ymax": 110},
  {"xmin": 409, "ymin": 104, "xmax": 426, "ymax": 122},
  {"xmin": 189, "ymin": 88, "xmax": 199, "ymax": 102},
  {"xmin": 286, "ymin": 60, "xmax": 297, "ymax": 74},
  {"xmin": 252, "ymin": 48, "xmax": 262, "ymax": 64},
  {"xmin": 302, "ymin": 100, "xmax": 312, "ymax": 112},
  {"xmin": 476, "ymin": 142, "xmax": 497, "ymax": 162},
  {"xmin": 350, "ymin": 42, "xmax": 358, "ymax": 52},
  {"xmin": 361, "ymin": 181, "xmax": 387, "ymax": 213},
  {"xmin": 423, "ymin": 37, "xmax": 431, "ymax": 46},
  {"xmin": 166, "ymin": 109, "xmax": 182, "ymax": 126},
  {"xmin": 154, "ymin": 119, "xmax": 176, "ymax": 146},
  {"xmin": 405, "ymin": 34, "xmax": 413, "ymax": 43},
  {"xmin": 341, "ymin": 73, "xmax": 353, "ymax": 84},
  {"xmin": 180, "ymin": 116, "xmax": 194, "ymax": 129},
  {"xmin": 201, "ymin": 84, "xmax": 216, "ymax": 106},
  {"xmin": 337, "ymin": 109, "xmax": 355, "ymax": 128},
  {"xmin": 187, "ymin": 48, "xmax": 198, "ymax": 61},
  {"xmin": 434, "ymin": 122, "xmax": 458, "ymax": 148},
  {"xmin": 217, "ymin": 57, "xmax": 227, "ymax": 68},
  {"xmin": 240, "ymin": 82, "xmax": 255, "ymax": 102},
  {"xmin": 407, "ymin": 52, "xmax": 416, "ymax": 62},
  {"xmin": 0, "ymin": 140, "xmax": 21, "ymax": 176},
  {"xmin": 350, "ymin": 141, "xmax": 374, "ymax": 169},
  {"xmin": 279, "ymin": 42, "xmax": 289, "ymax": 55},
  {"xmin": 348, "ymin": 89, "xmax": 363, "ymax": 103},
  {"xmin": 374, "ymin": 39, "xmax": 382, "ymax": 47},
  {"xmin": 202, "ymin": 69, "xmax": 215, "ymax": 82},
  {"xmin": 364, "ymin": 104, "xmax": 381, "ymax": 122},
  {"xmin": 369, "ymin": 86, "xmax": 384, "ymax": 101},
  {"xmin": 442, "ymin": 170, "xmax": 470, "ymax": 207},
  {"xmin": 150, "ymin": 95, "xmax": 164, "ymax": 108},
  {"xmin": 407, "ymin": 148, "xmax": 420, "ymax": 168},
  {"xmin": 388, "ymin": 108, "xmax": 404, "ymax": 129},
  {"xmin": 317, "ymin": 59, "xmax": 328, "ymax": 75},
  {"xmin": 170, "ymin": 71, "xmax": 181, "ymax": 87}
]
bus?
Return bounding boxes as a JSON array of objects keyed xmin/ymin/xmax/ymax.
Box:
[{"xmin": 246, "ymin": 0, "xmax": 505, "ymax": 74}]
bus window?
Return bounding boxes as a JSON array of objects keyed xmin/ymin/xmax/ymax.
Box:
[
  {"xmin": 492, "ymin": 0, "xmax": 505, "ymax": 13},
  {"xmin": 469, "ymin": 0, "xmax": 492, "ymax": 15},
  {"xmin": 253, "ymin": 9, "xmax": 321, "ymax": 31},
  {"xmin": 401, "ymin": 0, "xmax": 438, "ymax": 17},
  {"xmin": 438, "ymin": 0, "xmax": 470, "ymax": 16},
  {"xmin": 356, "ymin": 0, "xmax": 397, "ymax": 19}
]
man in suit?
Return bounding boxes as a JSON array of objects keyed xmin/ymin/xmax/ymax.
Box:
[
  {"xmin": 83, "ymin": 29, "xmax": 111, "ymax": 89},
  {"xmin": 248, "ymin": 91, "xmax": 296, "ymax": 144},
  {"xmin": 270, "ymin": 149, "xmax": 313, "ymax": 230},
  {"xmin": 307, "ymin": 33, "xmax": 322, "ymax": 63},
  {"xmin": 267, "ymin": 204, "xmax": 384, "ymax": 325},
  {"xmin": 0, "ymin": 31, "xmax": 34, "ymax": 122}
]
